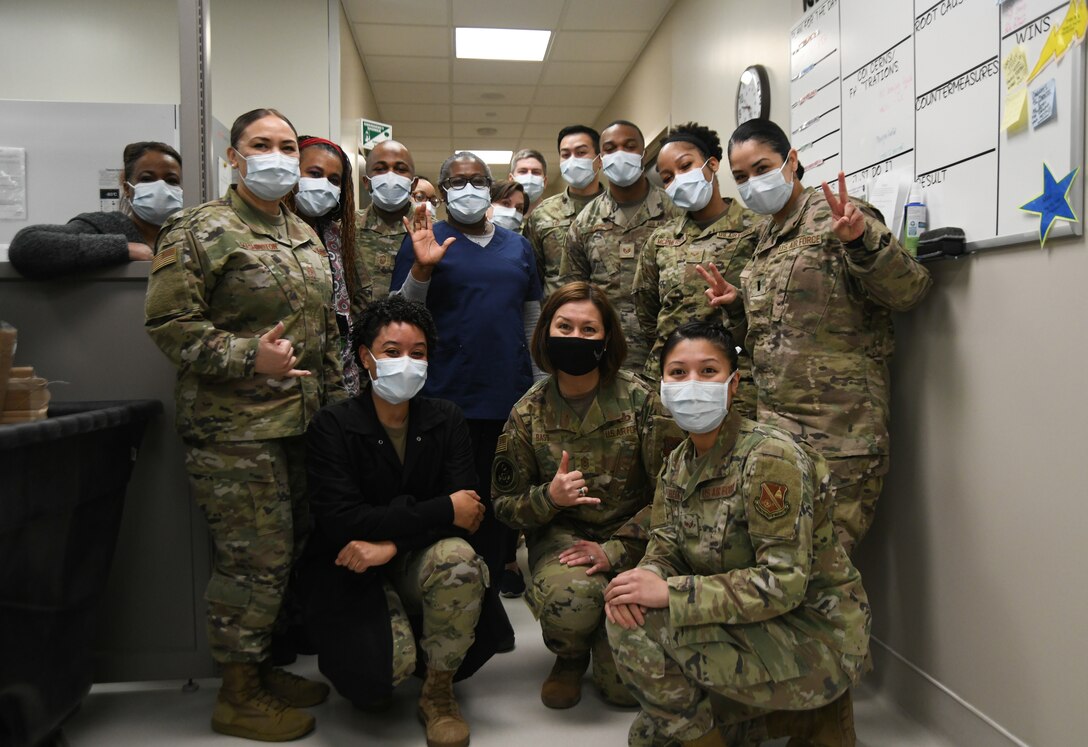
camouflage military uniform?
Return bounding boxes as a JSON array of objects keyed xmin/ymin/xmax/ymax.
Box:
[
  {"xmin": 523, "ymin": 186, "xmax": 602, "ymax": 299},
  {"xmin": 729, "ymin": 187, "xmax": 931, "ymax": 553},
  {"xmin": 354, "ymin": 203, "xmax": 408, "ymax": 305},
  {"xmin": 559, "ymin": 186, "xmax": 684, "ymax": 372},
  {"xmin": 607, "ymin": 411, "xmax": 871, "ymax": 742},
  {"xmin": 492, "ymin": 371, "xmax": 682, "ymax": 702},
  {"xmin": 633, "ymin": 200, "xmax": 761, "ymax": 418},
  {"xmin": 382, "ymin": 538, "xmax": 488, "ymax": 681},
  {"xmin": 146, "ymin": 186, "xmax": 346, "ymax": 663}
]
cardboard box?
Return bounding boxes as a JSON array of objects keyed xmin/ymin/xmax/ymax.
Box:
[{"xmin": 0, "ymin": 323, "xmax": 15, "ymax": 412}]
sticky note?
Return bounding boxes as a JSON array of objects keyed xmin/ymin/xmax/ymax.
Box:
[
  {"xmin": 1003, "ymin": 45, "xmax": 1029, "ymax": 89},
  {"xmin": 1003, "ymin": 88, "xmax": 1029, "ymax": 132},
  {"xmin": 1055, "ymin": 0, "xmax": 1088, "ymax": 58},
  {"xmin": 1027, "ymin": 28, "xmax": 1059, "ymax": 82},
  {"xmin": 1030, "ymin": 78, "xmax": 1057, "ymax": 129}
]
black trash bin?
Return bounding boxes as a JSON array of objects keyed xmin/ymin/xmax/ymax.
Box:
[{"xmin": 0, "ymin": 400, "xmax": 161, "ymax": 747}]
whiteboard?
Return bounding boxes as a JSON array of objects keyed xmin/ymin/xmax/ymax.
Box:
[
  {"xmin": 0, "ymin": 100, "xmax": 178, "ymax": 245},
  {"xmin": 790, "ymin": 0, "xmax": 1086, "ymax": 251}
]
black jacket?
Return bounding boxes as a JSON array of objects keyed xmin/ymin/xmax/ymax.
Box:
[
  {"xmin": 301, "ymin": 390, "xmax": 504, "ymax": 706},
  {"xmin": 8, "ymin": 211, "xmax": 142, "ymax": 279}
]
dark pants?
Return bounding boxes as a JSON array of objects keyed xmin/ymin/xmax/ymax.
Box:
[{"xmin": 465, "ymin": 419, "xmax": 515, "ymax": 644}]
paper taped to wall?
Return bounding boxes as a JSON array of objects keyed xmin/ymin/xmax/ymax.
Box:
[{"xmin": 0, "ymin": 147, "xmax": 28, "ymax": 220}]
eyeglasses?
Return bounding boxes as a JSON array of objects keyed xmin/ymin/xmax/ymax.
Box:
[
  {"xmin": 411, "ymin": 192, "xmax": 440, "ymax": 205},
  {"xmin": 441, "ymin": 176, "xmax": 491, "ymax": 190}
]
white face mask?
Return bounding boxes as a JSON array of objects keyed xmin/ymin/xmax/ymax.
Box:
[
  {"xmin": 445, "ymin": 183, "xmax": 491, "ymax": 223},
  {"xmin": 659, "ymin": 372, "xmax": 736, "ymax": 434},
  {"xmin": 241, "ymin": 152, "xmax": 300, "ymax": 200},
  {"xmin": 737, "ymin": 160, "xmax": 794, "ymax": 215},
  {"xmin": 491, "ymin": 204, "xmax": 524, "ymax": 231},
  {"xmin": 412, "ymin": 200, "xmax": 438, "ymax": 221},
  {"xmin": 369, "ymin": 351, "xmax": 428, "ymax": 405},
  {"xmin": 294, "ymin": 177, "xmax": 341, "ymax": 218},
  {"xmin": 369, "ymin": 172, "xmax": 412, "ymax": 211},
  {"xmin": 601, "ymin": 150, "xmax": 644, "ymax": 187},
  {"xmin": 128, "ymin": 180, "xmax": 183, "ymax": 225},
  {"xmin": 665, "ymin": 159, "xmax": 714, "ymax": 212},
  {"xmin": 513, "ymin": 172, "xmax": 544, "ymax": 202},
  {"xmin": 560, "ymin": 156, "xmax": 597, "ymax": 189}
]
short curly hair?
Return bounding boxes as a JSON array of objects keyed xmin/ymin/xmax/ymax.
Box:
[
  {"xmin": 660, "ymin": 122, "xmax": 724, "ymax": 162},
  {"xmin": 350, "ymin": 295, "xmax": 438, "ymax": 366}
]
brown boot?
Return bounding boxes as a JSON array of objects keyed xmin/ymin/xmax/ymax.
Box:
[
  {"xmin": 417, "ymin": 668, "xmax": 470, "ymax": 747},
  {"xmin": 681, "ymin": 726, "xmax": 728, "ymax": 747},
  {"xmin": 212, "ymin": 662, "xmax": 315, "ymax": 742},
  {"xmin": 773, "ymin": 690, "xmax": 857, "ymax": 747},
  {"xmin": 540, "ymin": 653, "xmax": 590, "ymax": 709},
  {"xmin": 259, "ymin": 661, "xmax": 330, "ymax": 708}
]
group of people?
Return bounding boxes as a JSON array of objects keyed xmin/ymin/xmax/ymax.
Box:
[{"xmin": 11, "ymin": 105, "xmax": 932, "ymax": 746}]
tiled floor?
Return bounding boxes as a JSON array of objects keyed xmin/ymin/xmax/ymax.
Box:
[{"xmin": 63, "ymin": 596, "xmax": 954, "ymax": 746}]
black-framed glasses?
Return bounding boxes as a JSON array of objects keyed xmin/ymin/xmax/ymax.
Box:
[
  {"xmin": 441, "ymin": 176, "xmax": 491, "ymax": 190},
  {"xmin": 411, "ymin": 192, "xmax": 440, "ymax": 205}
]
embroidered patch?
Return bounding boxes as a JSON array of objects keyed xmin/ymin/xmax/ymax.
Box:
[
  {"xmin": 492, "ymin": 455, "xmax": 519, "ymax": 492},
  {"xmin": 240, "ymin": 242, "xmax": 279, "ymax": 251},
  {"xmin": 150, "ymin": 246, "xmax": 177, "ymax": 273},
  {"xmin": 495, "ymin": 434, "xmax": 509, "ymax": 453},
  {"xmin": 780, "ymin": 235, "xmax": 822, "ymax": 252},
  {"xmin": 602, "ymin": 425, "xmax": 637, "ymax": 439},
  {"xmin": 655, "ymin": 236, "xmax": 686, "ymax": 246},
  {"xmin": 619, "ymin": 243, "xmax": 636, "ymax": 259},
  {"xmin": 714, "ymin": 231, "xmax": 743, "ymax": 239},
  {"xmin": 700, "ymin": 481, "xmax": 737, "ymax": 500},
  {"xmin": 303, "ymin": 265, "xmax": 317, "ymax": 281},
  {"xmin": 663, "ymin": 486, "xmax": 683, "ymax": 502},
  {"xmin": 377, "ymin": 253, "xmax": 392, "ymax": 269},
  {"xmin": 756, "ymin": 482, "xmax": 790, "ymax": 520}
]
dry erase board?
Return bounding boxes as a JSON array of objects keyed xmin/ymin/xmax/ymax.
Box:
[
  {"xmin": 0, "ymin": 100, "xmax": 178, "ymax": 246},
  {"xmin": 790, "ymin": 0, "xmax": 1086, "ymax": 250}
]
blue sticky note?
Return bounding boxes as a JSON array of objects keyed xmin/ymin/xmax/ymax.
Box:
[{"xmin": 1030, "ymin": 78, "xmax": 1057, "ymax": 129}]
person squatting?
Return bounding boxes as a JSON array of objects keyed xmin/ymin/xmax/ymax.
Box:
[{"xmin": 134, "ymin": 108, "xmax": 931, "ymax": 746}]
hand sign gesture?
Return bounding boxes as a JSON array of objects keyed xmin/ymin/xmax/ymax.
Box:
[
  {"xmin": 548, "ymin": 450, "xmax": 602, "ymax": 508},
  {"xmin": 821, "ymin": 171, "xmax": 866, "ymax": 244},
  {"xmin": 696, "ymin": 263, "xmax": 739, "ymax": 308},
  {"xmin": 254, "ymin": 321, "xmax": 311, "ymax": 378},
  {"xmin": 403, "ymin": 201, "xmax": 455, "ymax": 269}
]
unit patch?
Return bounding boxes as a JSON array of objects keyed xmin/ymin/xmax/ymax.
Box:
[
  {"xmin": 756, "ymin": 482, "xmax": 790, "ymax": 520},
  {"xmin": 492, "ymin": 455, "xmax": 519, "ymax": 492}
]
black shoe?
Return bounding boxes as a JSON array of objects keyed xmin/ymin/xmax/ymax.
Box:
[
  {"xmin": 494, "ymin": 634, "xmax": 516, "ymax": 654},
  {"xmin": 499, "ymin": 568, "xmax": 526, "ymax": 598}
]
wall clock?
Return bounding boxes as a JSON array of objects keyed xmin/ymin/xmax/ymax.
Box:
[{"xmin": 736, "ymin": 64, "xmax": 770, "ymax": 126}]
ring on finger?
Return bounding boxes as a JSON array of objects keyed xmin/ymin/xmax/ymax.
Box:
[{"xmin": 578, "ymin": 486, "xmax": 587, "ymax": 497}]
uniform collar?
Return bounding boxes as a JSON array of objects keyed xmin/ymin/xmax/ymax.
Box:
[
  {"xmin": 361, "ymin": 203, "xmax": 408, "ymax": 235},
  {"xmin": 544, "ymin": 375, "xmax": 628, "ymax": 437},
  {"xmin": 226, "ymin": 186, "xmax": 311, "ymax": 248},
  {"xmin": 757, "ymin": 186, "xmax": 817, "ymax": 254},
  {"xmin": 681, "ymin": 198, "xmax": 753, "ymax": 240},
  {"xmin": 601, "ymin": 183, "xmax": 669, "ymax": 228},
  {"xmin": 676, "ymin": 408, "xmax": 742, "ymax": 499}
]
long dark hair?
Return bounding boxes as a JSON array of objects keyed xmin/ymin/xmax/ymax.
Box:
[{"xmin": 727, "ymin": 119, "xmax": 805, "ymax": 181}]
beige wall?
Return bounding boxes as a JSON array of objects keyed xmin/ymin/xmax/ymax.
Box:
[
  {"xmin": 603, "ymin": 1, "xmax": 1088, "ymax": 745},
  {"xmin": 210, "ymin": 0, "xmax": 330, "ymax": 139},
  {"xmin": 0, "ymin": 0, "xmax": 179, "ymax": 103},
  {"xmin": 338, "ymin": 2, "xmax": 379, "ymax": 204}
]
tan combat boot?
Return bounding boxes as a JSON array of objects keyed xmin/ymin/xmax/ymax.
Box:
[
  {"xmin": 259, "ymin": 661, "xmax": 331, "ymax": 708},
  {"xmin": 417, "ymin": 668, "xmax": 470, "ymax": 747},
  {"xmin": 540, "ymin": 653, "xmax": 590, "ymax": 709},
  {"xmin": 770, "ymin": 690, "xmax": 857, "ymax": 747},
  {"xmin": 212, "ymin": 662, "xmax": 315, "ymax": 742},
  {"xmin": 681, "ymin": 726, "xmax": 728, "ymax": 747}
]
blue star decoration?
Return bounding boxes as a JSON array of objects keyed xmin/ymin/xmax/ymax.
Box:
[{"xmin": 1019, "ymin": 164, "xmax": 1079, "ymax": 247}]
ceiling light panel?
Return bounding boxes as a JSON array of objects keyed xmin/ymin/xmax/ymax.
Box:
[
  {"xmin": 455, "ymin": 27, "xmax": 551, "ymax": 61},
  {"xmin": 458, "ymin": 149, "xmax": 514, "ymax": 164}
]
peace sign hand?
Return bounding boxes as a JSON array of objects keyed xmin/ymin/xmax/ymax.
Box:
[
  {"xmin": 696, "ymin": 263, "xmax": 738, "ymax": 308},
  {"xmin": 821, "ymin": 171, "xmax": 866, "ymax": 244},
  {"xmin": 403, "ymin": 202, "xmax": 455, "ymax": 268}
]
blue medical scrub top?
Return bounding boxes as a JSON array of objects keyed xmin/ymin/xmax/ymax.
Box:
[{"xmin": 390, "ymin": 221, "xmax": 542, "ymax": 421}]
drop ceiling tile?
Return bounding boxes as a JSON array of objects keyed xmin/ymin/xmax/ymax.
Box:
[
  {"xmin": 452, "ymin": 84, "xmax": 536, "ymax": 105},
  {"xmin": 380, "ymin": 103, "xmax": 452, "ymax": 122},
  {"xmin": 520, "ymin": 123, "xmax": 567, "ymax": 140},
  {"xmin": 398, "ymin": 137, "xmax": 453, "ymax": 153},
  {"xmin": 528, "ymin": 106, "xmax": 602, "ymax": 124},
  {"xmin": 562, "ymin": 0, "xmax": 674, "ymax": 31},
  {"xmin": 540, "ymin": 61, "xmax": 627, "ymax": 86},
  {"xmin": 451, "ymin": 0, "xmax": 563, "ymax": 29},
  {"xmin": 342, "ymin": 0, "xmax": 449, "ymax": 26},
  {"xmin": 451, "ymin": 105, "xmax": 530, "ymax": 123},
  {"xmin": 372, "ymin": 81, "xmax": 452, "ymax": 105},
  {"xmin": 533, "ymin": 85, "xmax": 614, "ymax": 106},
  {"xmin": 453, "ymin": 59, "xmax": 543, "ymax": 85},
  {"xmin": 549, "ymin": 31, "xmax": 648, "ymax": 62},
  {"xmin": 366, "ymin": 55, "xmax": 450, "ymax": 83},
  {"xmin": 354, "ymin": 24, "xmax": 451, "ymax": 58},
  {"xmin": 390, "ymin": 121, "xmax": 453, "ymax": 138},
  {"xmin": 452, "ymin": 122, "xmax": 524, "ymax": 138}
]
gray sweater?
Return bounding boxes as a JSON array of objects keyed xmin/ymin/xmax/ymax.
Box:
[{"xmin": 8, "ymin": 211, "xmax": 143, "ymax": 279}]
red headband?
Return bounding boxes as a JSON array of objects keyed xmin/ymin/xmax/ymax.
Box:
[{"xmin": 299, "ymin": 137, "xmax": 345, "ymax": 157}]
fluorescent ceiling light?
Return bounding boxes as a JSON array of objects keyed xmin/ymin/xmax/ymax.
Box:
[
  {"xmin": 459, "ymin": 149, "xmax": 513, "ymax": 164},
  {"xmin": 455, "ymin": 27, "xmax": 550, "ymax": 61}
]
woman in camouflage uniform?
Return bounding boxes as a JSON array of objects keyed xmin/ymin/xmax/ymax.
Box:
[
  {"xmin": 605, "ymin": 322, "xmax": 870, "ymax": 747},
  {"xmin": 145, "ymin": 108, "xmax": 344, "ymax": 742},
  {"xmin": 492, "ymin": 282, "xmax": 681, "ymax": 711}
]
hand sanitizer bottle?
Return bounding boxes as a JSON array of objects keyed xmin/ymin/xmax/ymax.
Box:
[{"xmin": 903, "ymin": 183, "xmax": 927, "ymax": 257}]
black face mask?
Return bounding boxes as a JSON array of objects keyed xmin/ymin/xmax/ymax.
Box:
[{"xmin": 546, "ymin": 335, "xmax": 606, "ymax": 376}]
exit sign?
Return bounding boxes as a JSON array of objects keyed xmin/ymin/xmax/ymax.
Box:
[{"xmin": 360, "ymin": 119, "xmax": 392, "ymax": 151}]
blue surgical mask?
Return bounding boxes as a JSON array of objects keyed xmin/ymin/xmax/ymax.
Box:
[
  {"xmin": 560, "ymin": 156, "xmax": 597, "ymax": 189},
  {"xmin": 665, "ymin": 159, "xmax": 713, "ymax": 212},
  {"xmin": 242, "ymin": 152, "xmax": 300, "ymax": 200},
  {"xmin": 491, "ymin": 205, "xmax": 524, "ymax": 231},
  {"xmin": 445, "ymin": 183, "xmax": 490, "ymax": 223},
  {"xmin": 737, "ymin": 161, "xmax": 794, "ymax": 215},
  {"xmin": 513, "ymin": 173, "xmax": 544, "ymax": 202},
  {"xmin": 369, "ymin": 172, "xmax": 412, "ymax": 211},
  {"xmin": 659, "ymin": 372, "xmax": 736, "ymax": 434},
  {"xmin": 601, "ymin": 150, "xmax": 644, "ymax": 187},
  {"xmin": 294, "ymin": 177, "xmax": 341, "ymax": 217},
  {"xmin": 128, "ymin": 180, "xmax": 183, "ymax": 225}
]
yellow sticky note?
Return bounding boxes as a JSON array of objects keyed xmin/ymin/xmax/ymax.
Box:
[
  {"xmin": 1003, "ymin": 88, "xmax": 1029, "ymax": 133},
  {"xmin": 1055, "ymin": 0, "xmax": 1088, "ymax": 57},
  {"xmin": 1027, "ymin": 28, "xmax": 1059, "ymax": 82},
  {"xmin": 1003, "ymin": 45, "xmax": 1029, "ymax": 90}
]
